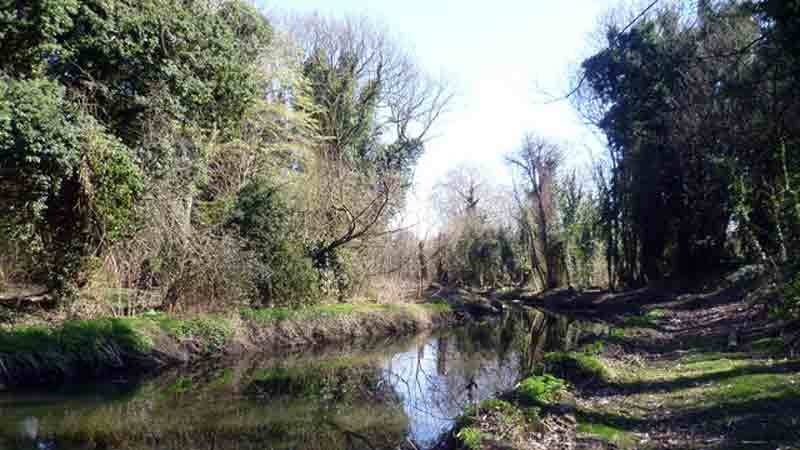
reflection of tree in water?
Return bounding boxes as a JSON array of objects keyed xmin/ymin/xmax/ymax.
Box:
[
  {"xmin": 1, "ymin": 358, "xmax": 411, "ymax": 450},
  {"xmin": 381, "ymin": 310, "xmax": 535, "ymax": 447},
  {"xmin": 0, "ymin": 308, "xmax": 609, "ymax": 450},
  {"xmin": 381, "ymin": 307, "xmax": 608, "ymax": 447}
]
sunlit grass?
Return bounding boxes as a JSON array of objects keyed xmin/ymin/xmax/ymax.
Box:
[
  {"xmin": 241, "ymin": 301, "xmax": 451, "ymax": 324},
  {"xmin": 577, "ymin": 421, "xmax": 637, "ymax": 449}
]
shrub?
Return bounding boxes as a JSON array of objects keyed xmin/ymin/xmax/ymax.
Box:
[
  {"xmin": 0, "ymin": 79, "xmax": 143, "ymax": 297},
  {"xmin": 229, "ymin": 178, "xmax": 319, "ymax": 307}
]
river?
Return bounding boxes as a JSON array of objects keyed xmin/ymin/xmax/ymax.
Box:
[{"xmin": 0, "ymin": 307, "xmax": 610, "ymax": 450}]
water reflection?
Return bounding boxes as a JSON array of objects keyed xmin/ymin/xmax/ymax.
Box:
[{"xmin": 0, "ymin": 307, "xmax": 609, "ymax": 450}]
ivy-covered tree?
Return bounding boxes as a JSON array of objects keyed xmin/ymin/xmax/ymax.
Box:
[{"xmin": 0, "ymin": 0, "xmax": 272, "ymax": 297}]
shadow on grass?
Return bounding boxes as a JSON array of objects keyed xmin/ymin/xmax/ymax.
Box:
[
  {"xmin": 607, "ymin": 360, "xmax": 800, "ymax": 396},
  {"xmin": 674, "ymin": 391, "xmax": 800, "ymax": 449},
  {"xmin": 573, "ymin": 390, "xmax": 800, "ymax": 449}
]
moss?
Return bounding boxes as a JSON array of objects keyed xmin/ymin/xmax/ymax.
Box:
[
  {"xmin": 622, "ymin": 308, "xmax": 667, "ymax": 328},
  {"xmin": 577, "ymin": 421, "xmax": 637, "ymax": 448},
  {"xmin": 168, "ymin": 376, "xmax": 194, "ymax": 394},
  {"xmin": 420, "ymin": 300, "xmax": 453, "ymax": 314},
  {"xmin": 209, "ymin": 368, "xmax": 235, "ymax": 388},
  {"xmin": 516, "ymin": 374, "xmax": 567, "ymax": 404},
  {"xmin": 707, "ymin": 372, "xmax": 800, "ymax": 405},
  {"xmin": 579, "ymin": 340, "xmax": 605, "ymax": 356},
  {"xmin": 456, "ymin": 426, "xmax": 486, "ymax": 450},
  {"xmin": 543, "ymin": 351, "xmax": 610, "ymax": 385},
  {"xmin": 749, "ymin": 336, "xmax": 785, "ymax": 355}
]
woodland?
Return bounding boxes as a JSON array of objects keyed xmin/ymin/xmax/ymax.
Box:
[
  {"xmin": 0, "ymin": 0, "xmax": 797, "ymax": 338},
  {"xmin": 2, "ymin": 1, "xmax": 800, "ymax": 449}
]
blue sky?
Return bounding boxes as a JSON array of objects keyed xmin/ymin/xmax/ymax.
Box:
[{"xmin": 260, "ymin": 0, "xmax": 617, "ymax": 232}]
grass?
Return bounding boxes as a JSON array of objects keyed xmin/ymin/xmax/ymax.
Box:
[
  {"xmin": 0, "ymin": 300, "xmax": 454, "ymax": 388},
  {"xmin": 516, "ymin": 374, "xmax": 567, "ymax": 404},
  {"xmin": 456, "ymin": 427, "xmax": 486, "ymax": 450},
  {"xmin": 151, "ymin": 313, "xmax": 234, "ymax": 353},
  {"xmin": 455, "ymin": 399, "xmax": 531, "ymax": 449},
  {"xmin": 0, "ymin": 317, "xmax": 162, "ymax": 387},
  {"xmin": 0, "ymin": 317, "xmax": 155, "ymax": 355},
  {"xmin": 621, "ymin": 308, "xmax": 667, "ymax": 328},
  {"xmin": 573, "ymin": 347, "xmax": 800, "ymax": 449},
  {"xmin": 458, "ymin": 399, "xmax": 520, "ymax": 426},
  {"xmin": 241, "ymin": 301, "xmax": 451, "ymax": 324},
  {"xmin": 749, "ymin": 336, "xmax": 785, "ymax": 355},
  {"xmin": 577, "ymin": 421, "xmax": 637, "ymax": 449},
  {"xmin": 543, "ymin": 351, "xmax": 611, "ymax": 385},
  {"xmin": 452, "ymin": 377, "xmax": 570, "ymax": 449}
]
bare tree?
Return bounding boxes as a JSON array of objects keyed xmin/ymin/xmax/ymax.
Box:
[
  {"xmin": 281, "ymin": 14, "xmax": 452, "ymax": 268},
  {"xmin": 507, "ymin": 134, "xmax": 564, "ymax": 289},
  {"xmin": 284, "ymin": 14, "xmax": 452, "ymax": 158},
  {"xmin": 431, "ymin": 164, "xmax": 489, "ymax": 222}
]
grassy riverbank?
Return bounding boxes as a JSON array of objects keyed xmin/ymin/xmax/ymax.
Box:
[
  {"xmin": 0, "ymin": 302, "xmax": 453, "ymax": 389},
  {"xmin": 447, "ymin": 276, "xmax": 800, "ymax": 450}
]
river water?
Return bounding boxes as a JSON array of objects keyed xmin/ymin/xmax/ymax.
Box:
[{"xmin": 0, "ymin": 307, "xmax": 610, "ymax": 450}]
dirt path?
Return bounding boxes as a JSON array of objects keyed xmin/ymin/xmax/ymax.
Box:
[{"xmin": 564, "ymin": 278, "xmax": 800, "ymax": 450}]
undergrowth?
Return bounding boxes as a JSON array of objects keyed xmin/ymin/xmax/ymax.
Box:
[{"xmin": 516, "ymin": 374, "xmax": 567, "ymax": 403}]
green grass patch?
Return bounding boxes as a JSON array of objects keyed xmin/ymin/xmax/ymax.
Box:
[
  {"xmin": 153, "ymin": 315, "xmax": 233, "ymax": 353},
  {"xmin": 579, "ymin": 340, "xmax": 605, "ymax": 356},
  {"xmin": 455, "ymin": 396, "xmax": 543, "ymax": 448},
  {"xmin": 543, "ymin": 351, "xmax": 610, "ymax": 385},
  {"xmin": 241, "ymin": 305, "xmax": 346, "ymax": 323},
  {"xmin": 0, "ymin": 317, "xmax": 161, "ymax": 385},
  {"xmin": 459, "ymin": 399, "xmax": 510, "ymax": 424},
  {"xmin": 420, "ymin": 300, "xmax": 453, "ymax": 314},
  {"xmin": 167, "ymin": 376, "xmax": 194, "ymax": 394},
  {"xmin": 677, "ymin": 355, "xmax": 738, "ymax": 374},
  {"xmin": 249, "ymin": 366, "xmax": 330, "ymax": 398},
  {"xmin": 456, "ymin": 427, "xmax": 486, "ymax": 450},
  {"xmin": 0, "ymin": 301, "xmax": 453, "ymax": 387},
  {"xmin": 622, "ymin": 308, "xmax": 667, "ymax": 328},
  {"xmin": 749, "ymin": 337, "xmax": 785, "ymax": 355},
  {"xmin": 455, "ymin": 399, "xmax": 528, "ymax": 449},
  {"xmin": 577, "ymin": 421, "xmax": 637, "ymax": 449},
  {"xmin": 0, "ymin": 317, "xmax": 155, "ymax": 356},
  {"xmin": 241, "ymin": 302, "xmax": 451, "ymax": 325},
  {"xmin": 516, "ymin": 374, "xmax": 567, "ymax": 404},
  {"xmin": 209, "ymin": 368, "xmax": 235, "ymax": 388},
  {"xmin": 706, "ymin": 371, "xmax": 800, "ymax": 405}
]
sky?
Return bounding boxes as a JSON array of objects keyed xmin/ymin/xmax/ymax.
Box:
[{"xmin": 259, "ymin": 0, "xmax": 618, "ymax": 234}]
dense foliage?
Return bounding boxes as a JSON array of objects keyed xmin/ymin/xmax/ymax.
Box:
[
  {"xmin": 0, "ymin": 1, "xmax": 446, "ymax": 310},
  {"xmin": 574, "ymin": 0, "xmax": 800, "ymax": 290},
  {"xmin": 3, "ymin": 0, "xmax": 799, "ymax": 324}
]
